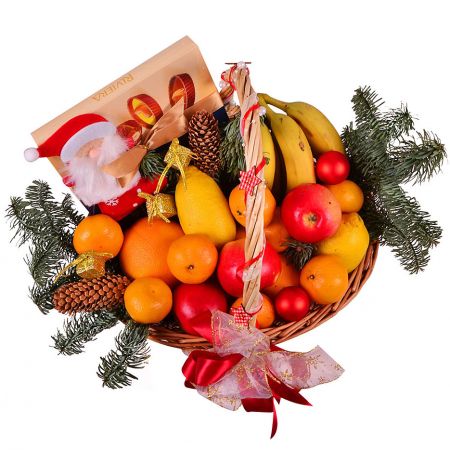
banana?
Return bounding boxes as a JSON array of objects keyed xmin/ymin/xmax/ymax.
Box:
[
  {"xmin": 260, "ymin": 121, "xmax": 276, "ymax": 189},
  {"xmin": 260, "ymin": 93, "xmax": 345, "ymax": 156},
  {"xmin": 259, "ymin": 96, "xmax": 315, "ymax": 192}
]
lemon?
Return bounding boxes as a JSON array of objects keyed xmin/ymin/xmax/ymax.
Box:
[
  {"xmin": 316, "ymin": 212, "xmax": 369, "ymax": 272},
  {"xmin": 175, "ymin": 166, "xmax": 236, "ymax": 247}
]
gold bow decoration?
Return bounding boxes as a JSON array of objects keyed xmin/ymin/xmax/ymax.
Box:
[
  {"xmin": 155, "ymin": 138, "xmax": 195, "ymax": 192},
  {"xmin": 101, "ymin": 99, "xmax": 188, "ymax": 188},
  {"xmin": 138, "ymin": 192, "xmax": 177, "ymax": 223},
  {"xmin": 54, "ymin": 251, "xmax": 114, "ymax": 282}
]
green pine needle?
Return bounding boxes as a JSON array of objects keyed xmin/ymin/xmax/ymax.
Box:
[
  {"xmin": 219, "ymin": 115, "xmax": 245, "ymax": 183},
  {"xmin": 6, "ymin": 180, "xmax": 84, "ymax": 314},
  {"xmin": 283, "ymin": 239, "xmax": 315, "ymax": 271},
  {"xmin": 139, "ymin": 150, "xmax": 166, "ymax": 179},
  {"xmin": 343, "ymin": 86, "xmax": 446, "ymax": 273},
  {"xmin": 52, "ymin": 310, "xmax": 120, "ymax": 356},
  {"xmin": 97, "ymin": 321, "xmax": 151, "ymax": 389}
]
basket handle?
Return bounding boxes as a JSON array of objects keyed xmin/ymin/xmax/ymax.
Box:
[{"xmin": 232, "ymin": 66, "xmax": 265, "ymax": 318}]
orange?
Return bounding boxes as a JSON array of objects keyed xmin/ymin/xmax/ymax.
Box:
[
  {"xmin": 73, "ymin": 214, "xmax": 123, "ymax": 256},
  {"xmin": 120, "ymin": 218, "xmax": 184, "ymax": 285},
  {"xmin": 231, "ymin": 294, "xmax": 275, "ymax": 328},
  {"xmin": 167, "ymin": 234, "xmax": 218, "ymax": 284},
  {"xmin": 299, "ymin": 255, "xmax": 348, "ymax": 305},
  {"xmin": 264, "ymin": 207, "xmax": 290, "ymax": 252},
  {"xmin": 228, "ymin": 185, "xmax": 276, "ymax": 227},
  {"xmin": 264, "ymin": 254, "xmax": 299, "ymax": 297},
  {"xmin": 326, "ymin": 180, "xmax": 364, "ymax": 213},
  {"xmin": 124, "ymin": 277, "xmax": 172, "ymax": 323}
]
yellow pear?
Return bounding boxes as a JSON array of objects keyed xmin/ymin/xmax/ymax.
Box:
[
  {"xmin": 316, "ymin": 213, "xmax": 369, "ymax": 272},
  {"xmin": 175, "ymin": 166, "xmax": 236, "ymax": 247}
]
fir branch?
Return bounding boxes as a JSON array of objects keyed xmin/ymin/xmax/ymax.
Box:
[
  {"xmin": 97, "ymin": 321, "xmax": 150, "ymax": 389},
  {"xmin": 25, "ymin": 240, "xmax": 62, "ymax": 287},
  {"xmin": 219, "ymin": 115, "xmax": 245, "ymax": 182},
  {"xmin": 388, "ymin": 131, "xmax": 446, "ymax": 184},
  {"xmin": 6, "ymin": 197, "xmax": 42, "ymax": 246},
  {"xmin": 384, "ymin": 104, "xmax": 415, "ymax": 139},
  {"xmin": 6, "ymin": 181, "xmax": 85, "ymax": 313},
  {"xmin": 60, "ymin": 194, "xmax": 84, "ymax": 227},
  {"xmin": 343, "ymin": 86, "xmax": 446, "ymax": 273},
  {"xmin": 28, "ymin": 273, "xmax": 77, "ymax": 315},
  {"xmin": 283, "ymin": 239, "xmax": 315, "ymax": 271},
  {"xmin": 52, "ymin": 310, "xmax": 120, "ymax": 356},
  {"xmin": 139, "ymin": 150, "xmax": 166, "ymax": 179}
]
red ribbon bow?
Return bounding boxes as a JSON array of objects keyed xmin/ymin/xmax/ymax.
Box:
[{"xmin": 181, "ymin": 310, "xmax": 344, "ymax": 438}]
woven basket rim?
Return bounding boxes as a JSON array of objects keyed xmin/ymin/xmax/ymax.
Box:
[{"xmin": 147, "ymin": 240, "xmax": 379, "ymax": 349}]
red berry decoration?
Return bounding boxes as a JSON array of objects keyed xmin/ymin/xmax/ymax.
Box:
[
  {"xmin": 316, "ymin": 151, "xmax": 350, "ymax": 185},
  {"xmin": 275, "ymin": 286, "xmax": 311, "ymax": 322}
]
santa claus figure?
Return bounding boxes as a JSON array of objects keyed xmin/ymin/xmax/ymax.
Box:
[{"xmin": 24, "ymin": 114, "xmax": 163, "ymax": 220}]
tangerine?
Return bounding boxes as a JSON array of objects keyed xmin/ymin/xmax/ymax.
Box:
[
  {"xmin": 326, "ymin": 180, "xmax": 364, "ymax": 213},
  {"xmin": 299, "ymin": 255, "xmax": 348, "ymax": 305},
  {"xmin": 231, "ymin": 294, "xmax": 275, "ymax": 328},
  {"xmin": 73, "ymin": 214, "xmax": 123, "ymax": 256},
  {"xmin": 264, "ymin": 254, "xmax": 299, "ymax": 297},
  {"xmin": 167, "ymin": 234, "xmax": 218, "ymax": 284},
  {"xmin": 124, "ymin": 277, "xmax": 172, "ymax": 323},
  {"xmin": 264, "ymin": 207, "xmax": 290, "ymax": 252},
  {"xmin": 120, "ymin": 218, "xmax": 183, "ymax": 285},
  {"xmin": 228, "ymin": 185, "xmax": 276, "ymax": 227}
]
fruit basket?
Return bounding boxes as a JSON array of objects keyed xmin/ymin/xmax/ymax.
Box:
[
  {"xmin": 145, "ymin": 67, "xmax": 380, "ymax": 349},
  {"xmin": 8, "ymin": 38, "xmax": 444, "ymax": 437}
]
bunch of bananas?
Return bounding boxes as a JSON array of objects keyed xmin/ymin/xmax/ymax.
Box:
[{"xmin": 258, "ymin": 93, "xmax": 344, "ymax": 200}]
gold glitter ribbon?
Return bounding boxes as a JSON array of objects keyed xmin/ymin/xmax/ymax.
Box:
[
  {"xmin": 155, "ymin": 138, "xmax": 195, "ymax": 193},
  {"xmin": 138, "ymin": 192, "xmax": 177, "ymax": 223},
  {"xmin": 102, "ymin": 100, "xmax": 188, "ymax": 188},
  {"xmin": 54, "ymin": 251, "xmax": 113, "ymax": 282}
]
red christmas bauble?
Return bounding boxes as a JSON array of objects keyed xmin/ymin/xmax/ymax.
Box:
[
  {"xmin": 275, "ymin": 286, "xmax": 311, "ymax": 322},
  {"xmin": 316, "ymin": 151, "xmax": 350, "ymax": 185}
]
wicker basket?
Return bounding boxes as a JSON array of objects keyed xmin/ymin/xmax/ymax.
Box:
[{"xmin": 147, "ymin": 67, "xmax": 379, "ymax": 349}]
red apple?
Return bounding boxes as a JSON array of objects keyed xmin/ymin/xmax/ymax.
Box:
[
  {"xmin": 173, "ymin": 283, "xmax": 228, "ymax": 335},
  {"xmin": 217, "ymin": 239, "xmax": 281, "ymax": 297},
  {"xmin": 275, "ymin": 286, "xmax": 311, "ymax": 322},
  {"xmin": 281, "ymin": 183, "xmax": 341, "ymax": 243},
  {"xmin": 316, "ymin": 151, "xmax": 350, "ymax": 185}
]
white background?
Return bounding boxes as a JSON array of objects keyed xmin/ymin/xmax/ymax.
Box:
[{"xmin": 1, "ymin": 1, "xmax": 449, "ymax": 449}]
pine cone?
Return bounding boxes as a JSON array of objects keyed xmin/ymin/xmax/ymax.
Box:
[
  {"xmin": 188, "ymin": 110, "xmax": 221, "ymax": 178},
  {"xmin": 53, "ymin": 274, "xmax": 130, "ymax": 315}
]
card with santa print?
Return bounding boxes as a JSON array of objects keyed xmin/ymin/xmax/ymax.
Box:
[{"xmin": 25, "ymin": 36, "xmax": 225, "ymax": 221}]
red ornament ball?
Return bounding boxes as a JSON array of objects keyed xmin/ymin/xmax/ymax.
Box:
[
  {"xmin": 275, "ymin": 286, "xmax": 311, "ymax": 322},
  {"xmin": 316, "ymin": 151, "xmax": 350, "ymax": 185}
]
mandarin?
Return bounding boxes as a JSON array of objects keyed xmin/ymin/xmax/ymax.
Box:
[
  {"xmin": 326, "ymin": 180, "xmax": 364, "ymax": 213},
  {"xmin": 299, "ymin": 255, "xmax": 348, "ymax": 305},
  {"xmin": 228, "ymin": 185, "xmax": 276, "ymax": 227},
  {"xmin": 73, "ymin": 214, "xmax": 123, "ymax": 256},
  {"xmin": 124, "ymin": 277, "xmax": 172, "ymax": 324},
  {"xmin": 264, "ymin": 207, "xmax": 290, "ymax": 252},
  {"xmin": 120, "ymin": 218, "xmax": 183, "ymax": 285},
  {"xmin": 231, "ymin": 294, "xmax": 275, "ymax": 328},
  {"xmin": 167, "ymin": 234, "xmax": 218, "ymax": 284},
  {"xmin": 264, "ymin": 254, "xmax": 299, "ymax": 297}
]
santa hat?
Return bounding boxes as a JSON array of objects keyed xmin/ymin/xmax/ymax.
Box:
[{"xmin": 24, "ymin": 113, "xmax": 116, "ymax": 163}]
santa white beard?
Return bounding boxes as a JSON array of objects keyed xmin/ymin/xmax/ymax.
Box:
[{"xmin": 67, "ymin": 133, "xmax": 140, "ymax": 206}]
